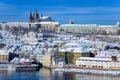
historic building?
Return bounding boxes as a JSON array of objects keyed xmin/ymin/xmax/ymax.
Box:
[
  {"xmin": 59, "ymin": 24, "xmax": 98, "ymax": 33},
  {"xmin": 97, "ymin": 22, "xmax": 120, "ymax": 34},
  {"xmin": 28, "ymin": 11, "xmax": 59, "ymax": 32},
  {"xmin": 59, "ymin": 21, "xmax": 120, "ymax": 35},
  {"xmin": 76, "ymin": 57, "xmax": 120, "ymax": 70},
  {"xmin": 0, "ymin": 50, "xmax": 9, "ymax": 62},
  {"xmin": 0, "ymin": 10, "xmax": 59, "ymax": 35}
]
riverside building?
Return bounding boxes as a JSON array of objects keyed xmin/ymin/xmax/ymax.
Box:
[{"xmin": 76, "ymin": 57, "xmax": 120, "ymax": 70}]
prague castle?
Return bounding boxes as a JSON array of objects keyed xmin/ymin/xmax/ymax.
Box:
[
  {"xmin": 59, "ymin": 20, "xmax": 120, "ymax": 35},
  {"xmin": 0, "ymin": 10, "xmax": 60, "ymax": 35},
  {"xmin": 0, "ymin": 10, "xmax": 120, "ymax": 35},
  {"xmin": 29, "ymin": 10, "xmax": 52, "ymax": 22}
]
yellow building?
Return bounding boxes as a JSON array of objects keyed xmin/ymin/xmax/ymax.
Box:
[
  {"xmin": 42, "ymin": 55, "xmax": 55, "ymax": 67},
  {"xmin": 42, "ymin": 55, "xmax": 51, "ymax": 66},
  {"xmin": 0, "ymin": 50, "xmax": 9, "ymax": 62},
  {"xmin": 59, "ymin": 50, "xmax": 90, "ymax": 64}
]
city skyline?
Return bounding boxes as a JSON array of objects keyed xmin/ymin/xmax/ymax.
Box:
[{"xmin": 0, "ymin": 0, "xmax": 120, "ymax": 25}]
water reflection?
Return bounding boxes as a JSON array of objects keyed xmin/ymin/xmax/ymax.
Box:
[
  {"xmin": 0, "ymin": 68, "xmax": 120, "ymax": 80},
  {"xmin": 40, "ymin": 68, "xmax": 120, "ymax": 80}
]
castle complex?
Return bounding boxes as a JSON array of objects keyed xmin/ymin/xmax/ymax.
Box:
[
  {"xmin": 0, "ymin": 10, "xmax": 59, "ymax": 34},
  {"xmin": 29, "ymin": 10, "xmax": 52, "ymax": 23},
  {"xmin": 0, "ymin": 10, "xmax": 120, "ymax": 35}
]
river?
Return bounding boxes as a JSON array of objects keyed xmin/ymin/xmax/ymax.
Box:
[{"xmin": 0, "ymin": 68, "xmax": 119, "ymax": 80}]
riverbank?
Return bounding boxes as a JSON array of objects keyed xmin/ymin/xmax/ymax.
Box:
[
  {"xmin": 0, "ymin": 64, "xmax": 41, "ymax": 71},
  {"xmin": 53, "ymin": 68, "xmax": 120, "ymax": 76}
]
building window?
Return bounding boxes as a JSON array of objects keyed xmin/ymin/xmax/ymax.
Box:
[{"xmin": 101, "ymin": 66, "xmax": 103, "ymax": 68}]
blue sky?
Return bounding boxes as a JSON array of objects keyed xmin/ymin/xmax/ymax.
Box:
[{"xmin": 0, "ymin": 0, "xmax": 120, "ymax": 24}]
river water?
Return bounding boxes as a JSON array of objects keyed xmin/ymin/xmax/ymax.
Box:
[{"xmin": 0, "ymin": 68, "xmax": 119, "ymax": 80}]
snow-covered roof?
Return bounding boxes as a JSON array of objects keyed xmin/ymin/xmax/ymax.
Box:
[
  {"xmin": 40, "ymin": 16, "xmax": 50, "ymax": 19},
  {"xmin": 39, "ymin": 21, "xmax": 59, "ymax": 24},
  {"xmin": 59, "ymin": 47, "xmax": 89, "ymax": 53},
  {"xmin": 0, "ymin": 49, "xmax": 8, "ymax": 55},
  {"xmin": 95, "ymin": 50, "xmax": 120, "ymax": 58},
  {"xmin": 98, "ymin": 25, "xmax": 117, "ymax": 28},
  {"xmin": 61, "ymin": 24, "xmax": 97, "ymax": 27}
]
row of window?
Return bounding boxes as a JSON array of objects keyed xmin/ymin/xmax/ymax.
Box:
[{"xmin": 79, "ymin": 65, "xmax": 103, "ymax": 68}]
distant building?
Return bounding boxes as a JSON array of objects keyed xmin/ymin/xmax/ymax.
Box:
[
  {"xmin": 59, "ymin": 47, "xmax": 90, "ymax": 64},
  {"xmin": 59, "ymin": 24, "xmax": 97, "ymax": 33},
  {"xmin": 59, "ymin": 22, "xmax": 120, "ymax": 35},
  {"xmin": 29, "ymin": 11, "xmax": 52, "ymax": 23},
  {"xmin": 0, "ymin": 10, "xmax": 60, "ymax": 34},
  {"xmin": 41, "ymin": 55, "xmax": 56, "ymax": 67},
  {"xmin": 98, "ymin": 24, "xmax": 120, "ymax": 34},
  {"xmin": 0, "ymin": 50, "xmax": 9, "ymax": 62},
  {"xmin": 29, "ymin": 10, "xmax": 59, "ymax": 32},
  {"xmin": 76, "ymin": 57, "xmax": 120, "ymax": 70}
]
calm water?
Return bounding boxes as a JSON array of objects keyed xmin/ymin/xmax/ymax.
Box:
[{"xmin": 0, "ymin": 68, "xmax": 120, "ymax": 80}]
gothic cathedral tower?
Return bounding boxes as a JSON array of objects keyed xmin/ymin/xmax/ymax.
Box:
[
  {"xmin": 29, "ymin": 10, "xmax": 39, "ymax": 22},
  {"xmin": 33, "ymin": 10, "xmax": 39, "ymax": 22},
  {"xmin": 29, "ymin": 11, "xmax": 33, "ymax": 22}
]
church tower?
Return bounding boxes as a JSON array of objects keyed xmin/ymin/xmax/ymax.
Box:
[
  {"xmin": 33, "ymin": 10, "xmax": 39, "ymax": 22},
  {"xmin": 29, "ymin": 11, "xmax": 33, "ymax": 22}
]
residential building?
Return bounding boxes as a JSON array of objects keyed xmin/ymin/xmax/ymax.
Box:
[{"xmin": 0, "ymin": 50, "xmax": 9, "ymax": 62}]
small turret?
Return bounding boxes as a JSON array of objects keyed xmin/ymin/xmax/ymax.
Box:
[{"xmin": 116, "ymin": 21, "xmax": 120, "ymax": 27}]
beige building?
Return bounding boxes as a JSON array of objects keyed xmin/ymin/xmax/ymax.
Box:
[
  {"xmin": 42, "ymin": 55, "xmax": 51, "ymax": 66},
  {"xmin": 0, "ymin": 50, "xmax": 9, "ymax": 62},
  {"xmin": 42, "ymin": 55, "xmax": 55, "ymax": 67},
  {"xmin": 76, "ymin": 57, "xmax": 120, "ymax": 70},
  {"xmin": 97, "ymin": 25, "xmax": 120, "ymax": 34}
]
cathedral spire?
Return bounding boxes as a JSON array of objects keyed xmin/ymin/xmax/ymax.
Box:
[
  {"xmin": 29, "ymin": 11, "xmax": 33, "ymax": 22},
  {"xmin": 33, "ymin": 10, "xmax": 39, "ymax": 22}
]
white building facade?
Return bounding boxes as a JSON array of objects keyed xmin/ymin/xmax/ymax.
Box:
[{"xmin": 76, "ymin": 57, "xmax": 120, "ymax": 70}]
